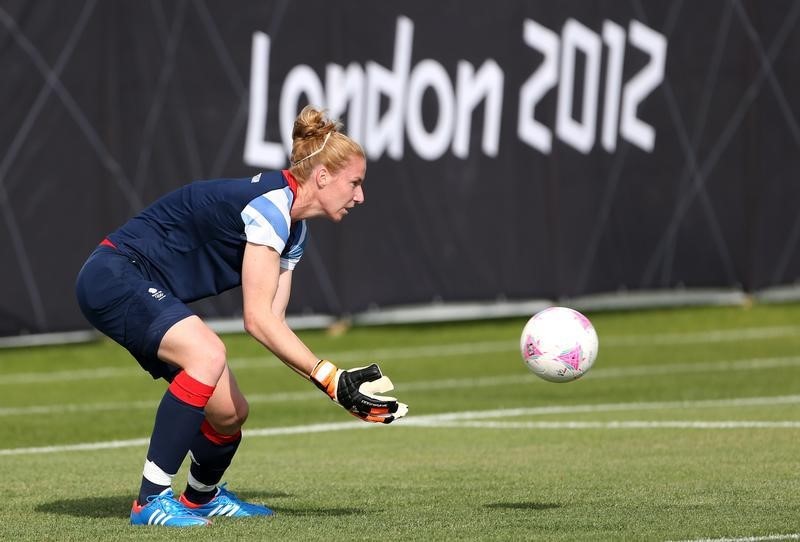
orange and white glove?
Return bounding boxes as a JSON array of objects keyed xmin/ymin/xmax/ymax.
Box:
[{"xmin": 311, "ymin": 360, "xmax": 409, "ymax": 424}]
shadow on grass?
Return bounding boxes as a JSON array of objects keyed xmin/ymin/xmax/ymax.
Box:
[
  {"xmin": 36, "ymin": 490, "xmax": 293, "ymax": 519},
  {"xmin": 269, "ymin": 506, "xmax": 364, "ymax": 517},
  {"xmin": 484, "ymin": 502, "xmax": 562, "ymax": 511},
  {"xmin": 36, "ymin": 496, "xmax": 134, "ymax": 519}
]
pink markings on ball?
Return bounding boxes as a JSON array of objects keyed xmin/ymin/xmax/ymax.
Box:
[
  {"xmin": 573, "ymin": 311, "xmax": 593, "ymax": 331},
  {"xmin": 523, "ymin": 335, "xmax": 543, "ymax": 358},
  {"xmin": 556, "ymin": 344, "xmax": 583, "ymax": 370}
]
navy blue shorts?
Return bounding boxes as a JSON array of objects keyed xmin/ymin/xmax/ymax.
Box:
[{"xmin": 75, "ymin": 246, "xmax": 193, "ymax": 380}]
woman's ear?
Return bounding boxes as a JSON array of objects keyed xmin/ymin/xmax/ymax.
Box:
[{"xmin": 315, "ymin": 167, "xmax": 329, "ymax": 188}]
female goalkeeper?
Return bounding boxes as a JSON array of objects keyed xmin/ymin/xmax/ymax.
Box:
[{"xmin": 75, "ymin": 106, "xmax": 407, "ymax": 527}]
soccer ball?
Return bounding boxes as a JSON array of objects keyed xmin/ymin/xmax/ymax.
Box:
[{"xmin": 520, "ymin": 307, "xmax": 598, "ymax": 382}]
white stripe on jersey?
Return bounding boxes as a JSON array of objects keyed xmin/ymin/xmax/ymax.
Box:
[
  {"xmin": 241, "ymin": 187, "xmax": 293, "ymax": 253},
  {"xmin": 242, "ymin": 206, "xmax": 283, "ymax": 251}
]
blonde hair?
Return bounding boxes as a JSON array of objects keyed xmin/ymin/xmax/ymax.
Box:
[{"xmin": 288, "ymin": 106, "xmax": 365, "ymax": 181}]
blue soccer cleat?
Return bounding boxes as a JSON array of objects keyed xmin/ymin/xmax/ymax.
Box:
[
  {"xmin": 179, "ymin": 483, "xmax": 275, "ymax": 518},
  {"xmin": 130, "ymin": 488, "xmax": 211, "ymax": 527}
]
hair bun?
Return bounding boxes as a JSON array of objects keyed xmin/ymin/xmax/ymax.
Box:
[
  {"xmin": 288, "ymin": 105, "xmax": 363, "ymax": 176},
  {"xmin": 292, "ymin": 106, "xmax": 340, "ymax": 142}
]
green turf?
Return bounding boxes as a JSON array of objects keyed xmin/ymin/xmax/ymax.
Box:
[{"xmin": 2, "ymin": 303, "xmax": 800, "ymax": 541}]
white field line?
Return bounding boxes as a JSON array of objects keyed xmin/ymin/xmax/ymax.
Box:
[
  {"xmin": 406, "ymin": 420, "xmax": 800, "ymax": 429},
  {"xmin": 4, "ymin": 355, "xmax": 800, "ymax": 418},
  {"xmin": 2, "ymin": 394, "xmax": 800, "ymax": 457},
  {"xmin": 669, "ymin": 534, "xmax": 800, "ymax": 542},
  {"xmin": 0, "ymin": 366, "xmax": 142, "ymax": 384},
  {"xmin": 0, "ymin": 422, "xmax": 371, "ymax": 457},
  {"xmin": 397, "ymin": 394, "xmax": 800, "ymax": 422},
  {"xmin": 601, "ymin": 325, "xmax": 800, "ymax": 346},
  {"xmin": 3, "ymin": 324, "xmax": 800, "ymax": 385},
  {"xmin": 0, "ymin": 360, "xmax": 281, "ymax": 385}
]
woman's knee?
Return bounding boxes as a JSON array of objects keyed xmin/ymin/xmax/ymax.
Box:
[
  {"xmin": 208, "ymin": 398, "xmax": 249, "ymax": 432},
  {"xmin": 231, "ymin": 401, "xmax": 250, "ymax": 428},
  {"xmin": 179, "ymin": 338, "xmax": 227, "ymax": 384}
]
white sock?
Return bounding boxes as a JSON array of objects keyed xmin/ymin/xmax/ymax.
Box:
[
  {"xmin": 142, "ymin": 459, "xmax": 174, "ymax": 486},
  {"xmin": 187, "ymin": 471, "xmax": 217, "ymax": 493}
]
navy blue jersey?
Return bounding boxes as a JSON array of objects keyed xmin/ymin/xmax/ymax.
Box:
[{"xmin": 106, "ymin": 170, "xmax": 308, "ymax": 302}]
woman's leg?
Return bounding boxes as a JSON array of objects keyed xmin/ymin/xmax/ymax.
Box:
[
  {"xmin": 136, "ymin": 316, "xmax": 227, "ymax": 504},
  {"xmin": 182, "ymin": 365, "xmax": 250, "ymax": 504}
]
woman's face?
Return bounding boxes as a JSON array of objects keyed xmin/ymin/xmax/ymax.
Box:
[{"xmin": 320, "ymin": 156, "xmax": 366, "ymax": 222}]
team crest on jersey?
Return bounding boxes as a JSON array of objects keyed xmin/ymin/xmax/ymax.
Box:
[
  {"xmin": 251, "ymin": 173, "xmax": 261, "ymax": 183},
  {"xmin": 147, "ymin": 287, "xmax": 166, "ymax": 301}
]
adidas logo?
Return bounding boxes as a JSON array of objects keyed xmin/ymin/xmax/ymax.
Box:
[
  {"xmin": 251, "ymin": 173, "xmax": 261, "ymax": 183},
  {"xmin": 147, "ymin": 287, "xmax": 166, "ymax": 301}
]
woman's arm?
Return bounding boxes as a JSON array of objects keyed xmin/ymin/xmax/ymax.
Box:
[
  {"xmin": 241, "ymin": 241, "xmax": 408, "ymax": 422},
  {"xmin": 241, "ymin": 242, "xmax": 318, "ymax": 378}
]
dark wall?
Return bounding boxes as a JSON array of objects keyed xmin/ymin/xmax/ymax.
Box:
[{"xmin": 1, "ymin": 0, "xmax": 799, "ymax": 335}]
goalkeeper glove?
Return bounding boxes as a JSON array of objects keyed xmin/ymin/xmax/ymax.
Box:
[{"xmin": 310, "ymin": 360, "xmax": 409, "ymax": 423}]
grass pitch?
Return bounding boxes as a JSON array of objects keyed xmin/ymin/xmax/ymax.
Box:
[{"xmin": 2, "ymin": 303, "xmax": 800, "ymax": 541}]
